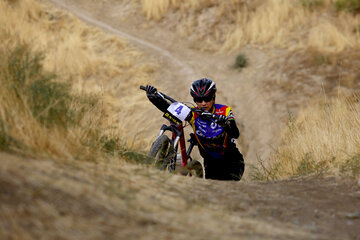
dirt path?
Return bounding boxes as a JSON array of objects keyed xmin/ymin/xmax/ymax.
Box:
[{"xmin": 45, "ymin": 0, "xmax": 195, "ymax": 77}]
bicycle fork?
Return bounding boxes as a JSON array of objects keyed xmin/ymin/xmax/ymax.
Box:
[{"xmin": 155, "ymin": 124, "xmax": 196, "ymax": 174}]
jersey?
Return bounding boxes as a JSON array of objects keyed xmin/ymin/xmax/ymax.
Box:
[{"xmin": 189, "ymin": 104, "xmax": 237, "ymax": 159}]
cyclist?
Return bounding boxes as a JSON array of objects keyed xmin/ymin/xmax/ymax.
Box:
[{"xmin": 145, "ymin": 78, "xmax": 244, "ymax": 181}]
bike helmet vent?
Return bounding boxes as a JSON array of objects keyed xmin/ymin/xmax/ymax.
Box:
[{"xmin": 190, "ymin": 78, "xmax": 216, "ymax": 98}]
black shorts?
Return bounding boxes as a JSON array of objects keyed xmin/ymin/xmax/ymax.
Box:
[{"xmin": 203, "ymin": 149, "xmax": 245, "ymax": 181}]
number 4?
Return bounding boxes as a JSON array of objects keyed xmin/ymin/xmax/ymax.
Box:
[{"xmin": 174, "ymin": 105, "xmax": 183, "ymax": 115}]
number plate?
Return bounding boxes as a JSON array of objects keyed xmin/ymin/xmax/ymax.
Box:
[{"xmin": 163, "ymin": 102, "xmax": 191, "ymax": 124}]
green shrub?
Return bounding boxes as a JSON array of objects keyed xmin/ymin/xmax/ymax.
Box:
[
  {"xmin": 3, "ymin": 45, "xmax": 77, "ymax": 128},
  {"xmin": 314, "ymin": 54, "xmax": 329, "ymax": 65},
  {"xmin": 334, "ymin": 0, "xmax": 360, "ymax": 14},
  {"xmin": 295, "ymin": 153, "xmax": 332, "ymax": 176},
  {"xmin": 99, "ymin": 135, "xmax": 153, "ymax": 164},
  {"xmin": 0, "ymin": 44, "xmax": 119, "ymax": 157},
  {"xmin": 27, "ymin": 78, "xmax": 74, "ymax": 128},
  {"xmin": 296, "ymin": 153, "xmax": 315, "ymax": 175},
  {"xmin": 233, "ymin": 54, "xmax": 248, "ymax": 71},
  {"xmin": 99, "ymin": 136, "xmax": 123, "ymax": 155},
  {"xmin": 300, "ymin": 0, "xmax": 325, "ymax": 10},
  {"xmin": 0, "ymin": 120, "xmax": 11, "ymax": 151},
  {"xmin": 340, "ymin": 154, "xmax": 360, "ymax": 177},
  {"xmin": 0, "ymin": 119, "xmax": 23, "ymax": 152},
  {"xmin": 249, "ymin": 156, "xmax": 280, "ymax": 181},
  {"xmin": 121, "ymin": 150, "xmax": 153, "ymax": 164}
]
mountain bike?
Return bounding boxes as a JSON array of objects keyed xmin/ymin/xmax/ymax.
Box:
[{"xmin": 140, "ymin": 85, "xmax": 206, "ymax": 177}]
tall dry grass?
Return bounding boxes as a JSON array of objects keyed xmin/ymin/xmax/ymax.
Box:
[
  {"xmin": 139, "ymin": 0, "xmax": 360, "ymax": 53},
  {"xmin": 253, "ymin": 94, "xmax": 360, "ymax": 180},
  {"xmin": 0, "ymin": 0, "xmax": 156, "ymax": 160}
]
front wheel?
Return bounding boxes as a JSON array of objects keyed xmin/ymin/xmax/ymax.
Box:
[{"xmin": 148, "ymin": 135, "xmax": 175, "ymax": 170}]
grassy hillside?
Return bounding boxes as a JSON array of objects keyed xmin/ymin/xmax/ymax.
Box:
[
  {"xmin": 252, "ymin": 95, "xmax": 360, "ymax": 180},
  {"xmin": 136, "ymin": 0, "xmax": 360, "ymax": 96},
  {"xmin": 0, "ymin": 0, "xmax": 156, "ymax": 160},
  {"xmin": 138, "ymin": 0, "xmax": 360, "ymax": 52}
]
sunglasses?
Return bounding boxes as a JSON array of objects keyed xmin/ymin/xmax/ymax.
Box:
[{"xmin": 193, "ymin": 95, "xmax": 213, "ymax": 103}]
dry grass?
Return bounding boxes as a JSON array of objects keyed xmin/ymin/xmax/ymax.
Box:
[
  {"xmin": 138, "ymin": 0, "xmax": 360, "ymax": 53},
  {"xmin": 0, "ymin": 42, "xmax": 118, "ymax": 161},
  {"xmin": 1, "ymin": 0, "xmax": 154, "ymax": 86},
  {"xmin": 255, "ymin": 94, "xmax": 360, "ymax": 180},
  {"xmin": 0, "ymin": 0, "xmax": 157, "ymax": 160}
]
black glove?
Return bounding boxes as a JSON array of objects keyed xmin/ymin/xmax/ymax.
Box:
[
  {"xmin": 216, "ymin": 115, "xmax": 229, "ymax": 127},
  {"xmin": 200, "ymin": 111, "xmax": 213, "ymax": 120},
  {"xmin": 145, "ymin": 85, "xmax": 157, "ymax": 98}
]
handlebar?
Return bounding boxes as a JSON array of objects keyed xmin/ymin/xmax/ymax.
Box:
[
  {"xmin": 140, "ymin": 85, "xmax": 222, "ymax": 122},
  {"xmin": 140, "ymin": 85, "xmax": 177, "ymax": 103},
  {"xmin": 191, "ymin": 108, "xmax": 221, "ymax": 122}
]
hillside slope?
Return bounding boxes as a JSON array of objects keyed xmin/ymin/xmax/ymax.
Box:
[
  {"xmin": 1, "ymin": 152, "xmax": 360, "ymax": 239},
  {"xmin": 1, "ymin": 0, "xmax": 360, "ymax": 239}
]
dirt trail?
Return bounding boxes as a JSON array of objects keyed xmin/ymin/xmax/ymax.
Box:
[{"xmin": 45, "ymin": 0, "xmax": 195, "ymax": 77}]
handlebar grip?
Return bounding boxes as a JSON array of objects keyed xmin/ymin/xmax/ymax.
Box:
[
  {"xmin": 139, "ymin": 85, "xmax": 177, "ymax": 103},
  {"xmin": 193, "ymin": 109, "xmax": 220, "ymax": 121}
]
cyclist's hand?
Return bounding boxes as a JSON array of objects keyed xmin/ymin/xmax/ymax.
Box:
[
  {"xmin": 200, "ymin": 111, "xmax": 212, "ymax": 120},
  {"xmin": 216, "ymin": 115, "xmax": 229, "ymax": 126},
  {"xmin": 145, "ymin": 85, "xmax": 157, "ymax": 97}
]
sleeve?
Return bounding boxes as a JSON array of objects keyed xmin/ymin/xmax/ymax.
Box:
[
  {"xmin": 224, "ymin": 108, "xmax": 240, "ymax": 139},
  {"xmin": 147, "ymin": 94, "xmax": 170, "ymax": 113}
]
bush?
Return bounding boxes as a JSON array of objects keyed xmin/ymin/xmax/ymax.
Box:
[
  {"xmin": 249, "ymin": 157, "xmax": 279, "ymax": 181},
  {"xmin": 340, "ymin": 154, "xmax": 360, "ymax": 177},
  {"xmin": 0, "ymin": 44, "xmax": 118, "ymax": 158},
  {"xmin": 301, "ymin": 0, "xmax": 325, "ymax": 10},
  {"xmin": 0, "ymin": 120, "xmax": 11, "ymax": 151},
  {"xmin": 334, "ymin": 0, "xmax": 360, "ymax": 14},
  {"xmin": 314, "ymin": 54, "xmax": 329, "ymax": 65},
  {"xmin": 233, "ymin": 54, "xmax": 248, "ymax": 71},
  {"xmin": 3, "ymin": 45, "xmax": 76, "ymax": 128}
]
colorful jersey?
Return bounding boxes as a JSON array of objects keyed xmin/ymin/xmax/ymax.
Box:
[{"xmin": 189, "ymin": 104, "xmax": 236, "ymax": 159}]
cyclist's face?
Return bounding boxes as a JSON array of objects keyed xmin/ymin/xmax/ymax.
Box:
[{"xmin": 195, "ymin": 98, "xmax": 214, "ymax": 112}]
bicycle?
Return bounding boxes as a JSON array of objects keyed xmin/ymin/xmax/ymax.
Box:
[{"xmin": 140, "ymin": 85, "xmax": 220, "ymax": 177}]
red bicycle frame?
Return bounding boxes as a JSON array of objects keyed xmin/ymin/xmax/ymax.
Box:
[{"xmin": 173, "ymin": 124, "xmax": 188, "ymax": 168}]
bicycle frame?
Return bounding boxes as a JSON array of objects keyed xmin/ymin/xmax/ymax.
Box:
[
  {"xmin": 140, "ymin": 85, "xmax": 197, "ymax": 174},
  {"xmin": 156, "ymin": 122, "xmax": 196, "ymax": 173}
]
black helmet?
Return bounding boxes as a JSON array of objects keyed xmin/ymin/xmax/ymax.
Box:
[{"xmin": 190, "ymin": 78, "xmax": 216, "ymax": 98}]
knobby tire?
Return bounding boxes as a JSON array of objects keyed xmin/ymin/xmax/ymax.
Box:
[{"xmin": 148, "ymin": 135, "xmax": 175, "ymax": 170}]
